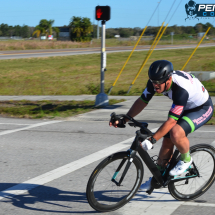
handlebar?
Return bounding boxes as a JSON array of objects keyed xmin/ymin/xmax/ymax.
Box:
[{"xmin": 110, "ymin": 112, "xmax": 153, "ymax": 137}]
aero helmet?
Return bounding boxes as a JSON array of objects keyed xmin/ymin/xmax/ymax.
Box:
[{"xmin": 148, "ymin": 60, "xmax": 173, "ymax": 84}]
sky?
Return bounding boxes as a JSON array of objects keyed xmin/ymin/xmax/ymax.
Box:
[{"xmin": 1, "ymin": 0, "xmax": 215, "ymax": 28}]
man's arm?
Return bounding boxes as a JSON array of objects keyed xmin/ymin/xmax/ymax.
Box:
[
  {"xmin": 153, "ymin": 117, "xmax": 177, "ymax": 141},
  {"xmin": 126, "ymin": 97, "xmax": 147, "ymax": 122}
]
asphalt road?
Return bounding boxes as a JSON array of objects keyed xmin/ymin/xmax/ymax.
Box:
[
  {"xmin": 0, "ymin": 96, "xmax": 214, "ymax": 215},
  {"xmin": 0, "ymin": 43, "xmax": 215, "ymax": 60}
]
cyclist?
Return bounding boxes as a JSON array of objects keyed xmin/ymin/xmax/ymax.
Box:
[{"xmin": 109, "ymin": 60, "xmax": 214, "ymax": 192}]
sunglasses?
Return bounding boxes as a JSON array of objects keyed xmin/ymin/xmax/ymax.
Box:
[{"xmin": 150, "ymin": 79, "xmax": 165, "ymax": 85}]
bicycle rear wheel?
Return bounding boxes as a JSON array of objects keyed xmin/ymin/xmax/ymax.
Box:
[
  {"xmin": 168, "ymin": 144, "xmax": 215, "ymax": 201},
  {"xmin": 86, "ymin": 151, "xmax": 143, "ymax": 212}
]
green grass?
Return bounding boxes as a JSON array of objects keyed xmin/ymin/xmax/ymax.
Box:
[
  {"xmin": 0, "ymin": 99, "xmax": 125, "ymax": 119},
  {"xmin": 202, "ymin": 78, "xmax": 215, "ymax": 96},
  {"xmin": 0, "ymin": 46, "xmax": 215, "ymax": 96}
]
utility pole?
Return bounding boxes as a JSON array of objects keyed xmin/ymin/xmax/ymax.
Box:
[
  {"xmin": 95, "ymin": 6, "xmax": 111, "ymax": 107},
  {"xmin": 171, "ymin": 32, "xmax": 174, "ymax": 44}
]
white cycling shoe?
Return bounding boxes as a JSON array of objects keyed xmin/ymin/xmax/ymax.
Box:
[
  {"xmin": 169, "ymin": 157, "xmax": 193, "ymax": 176},
  {"xmin": 139, "ymin": 177, "xmax": 152, "ymax": 191}
]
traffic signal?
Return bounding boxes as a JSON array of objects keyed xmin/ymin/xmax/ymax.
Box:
[{"xmin": 95, "ymin": 6, "xmax": 110, "ymax": 21}]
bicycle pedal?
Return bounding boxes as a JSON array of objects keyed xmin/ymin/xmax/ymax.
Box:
[{"xmin": 146, "ymin": 187, "xmax": 154, "ymax": 195}]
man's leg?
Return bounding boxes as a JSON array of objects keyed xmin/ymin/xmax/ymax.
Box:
[
  {"xmin": 170, "ymin": 124, "xmax": 190, "ymax": 154},
  {"xmin": 157, "ymin": 124, "xmax": 190, "ymax": 172},
  {"xmin": 157, "ymin": 137, "xmax": 174, "ymax": 168}
]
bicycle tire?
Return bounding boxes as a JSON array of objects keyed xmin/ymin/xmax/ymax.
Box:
[
  {"xmin": 168, "ymin": 144, "xmax": 215, "ymax": 201},
  {"xmin": 86, "ymin": 151, "xmax": 144, "ymax": 212}
]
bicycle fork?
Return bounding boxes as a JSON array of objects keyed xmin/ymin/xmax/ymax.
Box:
[{"xmin": 111, "ymin": 149, "xmax": 137, "ymax": 186}]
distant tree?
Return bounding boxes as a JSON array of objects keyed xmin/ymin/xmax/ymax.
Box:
[
  {"xmin": 118, "ymin": 28, "xmax": 133, "ymax": 37},
  {"xmin": 8, "ymin": 26, "xmax": 14, "ymax": 37},
  {"xmin": 69, "ymin": 16, "xmax": 92, "ymax": 41},
  {"xmin": 106, "ymin": 28, "xmax": 119, "ymax": 38},
  {"xmin": 33, "ymin": 19, "xmax": 55, "ymax": 38},
  {"xmin": 48, "ymin": 20, "xmax": 55, "ymax": 35},
  {"xmin": 0, "ymin": 24, "xmax": 9, "ymax": 36},
  {"xmin": 21, "ymin": 25, "xmax": 30, "ymax": 38},
  {"xmin": 82, "ymin": 17, "xmax": 93, "ymax": 38},
  {"xmin": 204, "ymin": 22, "xmax": 215, "ymax": 35},
  {"xmin": 133, "ymin": 27, "xmax": 142, "ymax": 36},
  {"xmin": 14, "ymin": 25, "xmax": 22, "ymax": 36},
  {"xmin": 70, "ymin": 16, "xmax": 82, "ymax": 38},
  {"xmin": 195, "ymin": 23, "xmax": 203, "ymax": 33}
]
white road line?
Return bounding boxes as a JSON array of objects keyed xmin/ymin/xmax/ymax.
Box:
[
  {"xmin": 0, "ymin": 128, "xmax": 158, "ymax": 200},
  {"xmin": 0, "ymin": 120, "xmax": 62, "ymax": 136},
  {"xmin": 183, "ymin": 202, "xmax": 215, "ymax": 207},
  {"xmin": 0, "ymin": 123, "xmax": 31, "ymax": 125}
]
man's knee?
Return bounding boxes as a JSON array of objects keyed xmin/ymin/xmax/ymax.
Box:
[{"xmin": 170, "ymin": 124, "xmax": 186, "ymax": 143}]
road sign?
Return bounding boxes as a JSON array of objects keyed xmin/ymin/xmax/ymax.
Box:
[{"xmin": 95, "ymin": 6, "xmax": 110, "ymax": 21}]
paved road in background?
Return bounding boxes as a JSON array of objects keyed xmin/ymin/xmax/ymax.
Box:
[
  {"xmin": 0, "ymin": 96, "xmax": 214, "ymax": 214},
  {"xmin": 0, "ymin": 43, "xmax": 215, "ymax": 60}
]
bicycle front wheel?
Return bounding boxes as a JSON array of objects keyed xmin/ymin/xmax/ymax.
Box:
[
  {"xmin": 86, "ymin": 151, "xmax": 144, "ymax": 212},
  {"xmin": 168, "ymin": 144, "xmax": 215, "ymax": 201}
]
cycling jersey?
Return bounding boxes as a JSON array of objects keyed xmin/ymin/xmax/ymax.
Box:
[{"xmin": 141, "ymin": 70, "xmax": 209, "ymax": 121}]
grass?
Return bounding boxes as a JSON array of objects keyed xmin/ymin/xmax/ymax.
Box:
[
  {"xmin": 0, "ymin": 99, "xmax": 125, "ymax": 119},
  {"xmin": 0, "ymin": 46, "xmax": 215, "ymax": 96},
  {"xmin": 0, "ymin": 44, "xmax": 214, "ymax": 124},
  {"xmin": 0, "ymin": 38, "xmax": 214, "ymax": 51},
  {"xmin": 202, "ymin": 78, "xmax": 215, "ymax": 96}
]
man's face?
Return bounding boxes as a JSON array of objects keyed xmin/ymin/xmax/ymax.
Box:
[
  {"xmin": 152, "ymin": 82, "xmax": 166, "ymax": 93},
  {"xmin": 151, "ymin": 77, "xmax": 172, "ymax": 93}
]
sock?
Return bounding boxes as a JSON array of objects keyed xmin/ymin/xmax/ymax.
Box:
[
  {"xmin": 181, "ymin": 151, "xmax": 191, "ymax": 163},
  {"xmin": 156, "ymin": 164, "xmax": 164, "ymax": 171}
]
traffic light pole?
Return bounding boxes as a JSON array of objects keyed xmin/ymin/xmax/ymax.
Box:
[{"xmin": 95, "ymin": 20, "xmax": 109, "ymax": 107}]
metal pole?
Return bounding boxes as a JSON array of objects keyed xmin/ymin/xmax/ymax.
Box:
[
  {"xmin": 127, "ymin": 22, "xmax": 165, "ymax": 94},
  {"xmin": 95, "ymin": 20, "xmax": 109, "ymax": 107},
  {"xmin": 181, "ymin": 27, "xmax": 211, "ymax": 71},
  {"xmin": 101, "ymin": 20, "xmax": 106, "ymax": 94},
  {"xmin": 97, "ymin": 21, "xmax": 99, "ymax": 39},
  {"xmin": 108, "ymin": 26, "xmax": 148, "ymax": 95}
]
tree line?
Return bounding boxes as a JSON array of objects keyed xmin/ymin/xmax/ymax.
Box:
[
  {"xmin": 104, "ymin": 22, "xmax": 215, "ymax": 38},
  {"xmin": 0, "ymin": 17, "xmax": 215, "ymax": 41},
  {"xmin": 0, "ymin": 23, "xmax": 32, "ymax": 38}
]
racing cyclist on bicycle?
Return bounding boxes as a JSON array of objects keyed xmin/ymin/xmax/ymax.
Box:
[{"xmin": 109, "ymin": 60, "xmax": 214, "ymax": 193}]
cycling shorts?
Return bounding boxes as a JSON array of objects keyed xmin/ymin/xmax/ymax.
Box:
[{"xmin": 164, "ymin": 96, "xmax": 214, "ymax": 138}]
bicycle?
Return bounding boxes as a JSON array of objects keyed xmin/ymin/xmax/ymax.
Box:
[{"xmin": 86, "ymin": 113, "xmax": 215, "ymax": 212}]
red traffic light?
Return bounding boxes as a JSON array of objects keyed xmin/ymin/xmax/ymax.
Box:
[{"xmin": 95, "ymin": 6, "xmax": 110, "ymax": 21}]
